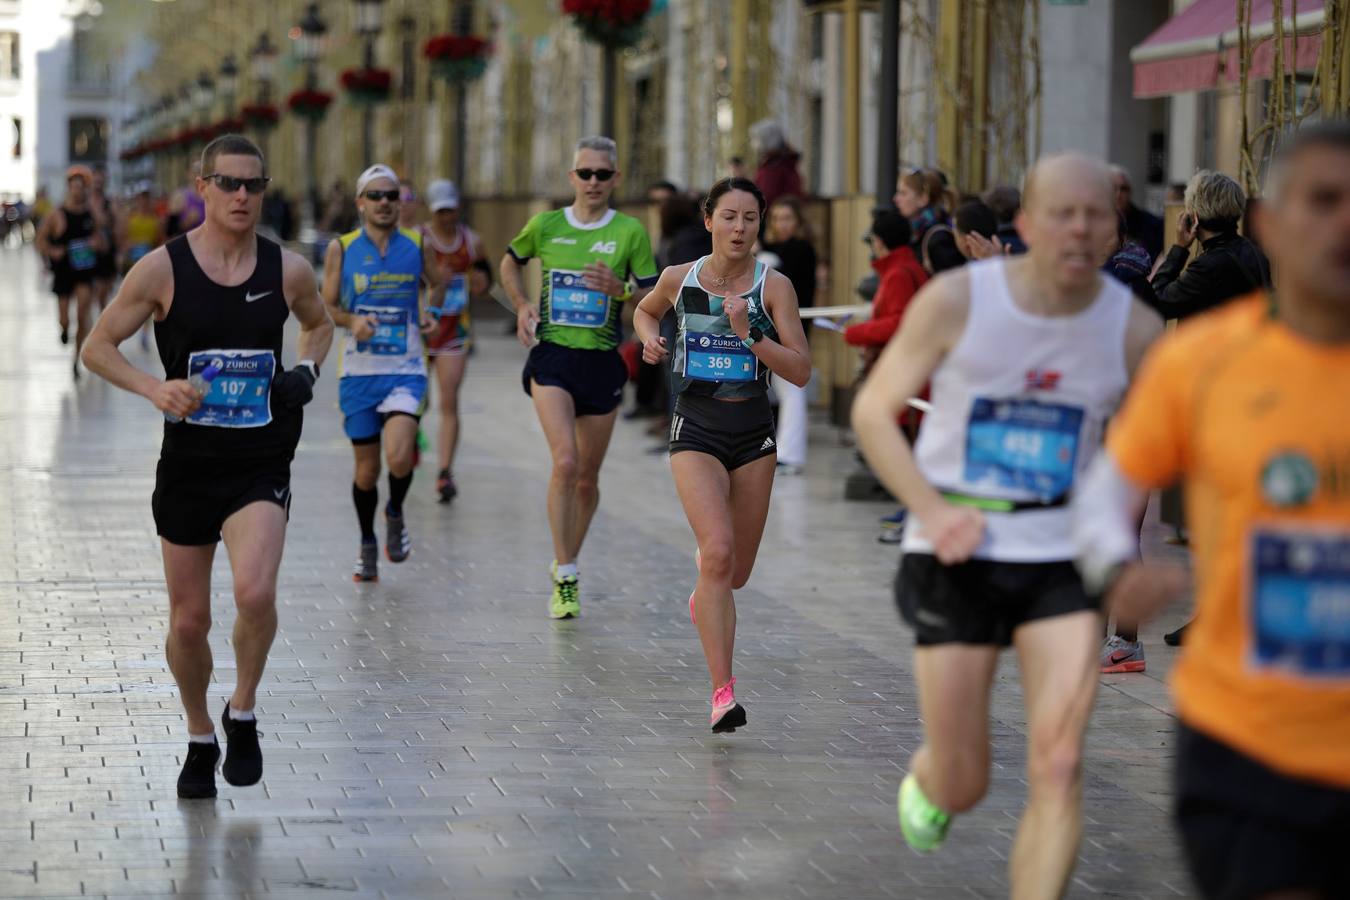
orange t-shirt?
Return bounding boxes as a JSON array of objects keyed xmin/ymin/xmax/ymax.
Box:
[{"xmin": 1108, "ymin": 294, "xmax": 1350, "ymax": 789}]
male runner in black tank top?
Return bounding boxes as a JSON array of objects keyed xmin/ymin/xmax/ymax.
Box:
[
  {"xmin": 81, "ymin": 135, "xmax": 334, "ymax": 800},
  {"xmin": 35, "ymin": 165, "xmax": 107, "ymax": 378}
]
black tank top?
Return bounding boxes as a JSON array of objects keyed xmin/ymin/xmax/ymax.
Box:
[
  {"xmin": 156, "ymin": 234, "xmax": 300, "ymax": 460},
  {"xmin": 54, "ymin": 207, "xmax": 97, "ymax": 274}
]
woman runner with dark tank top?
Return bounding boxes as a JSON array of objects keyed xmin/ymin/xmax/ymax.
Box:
[{"xmin": 633, "ymin": 177, "xmax": 811, "ymax": 733}]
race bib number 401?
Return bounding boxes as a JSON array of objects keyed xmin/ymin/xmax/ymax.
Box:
[
  {"xmin": 355, "ymin": 306, "xmax": 410, "ymax": 356},
  {"xmin": 964, "ymin": 397, "xmax": 1084, "ymax": 500},
  {"xmin": 548, "ymin": 270, "xmax": 609, "ymax": 328},
  {"xmin": 684, "ymin": 332, "xmax": 757, "ymax": 383},
  {"xmin": 1251, "ymin": 528, "xmax": 1350, "ymax": 677},
  {"xmin": 185, "ymin": 349, "xmax": 274, "ymax": 428}
]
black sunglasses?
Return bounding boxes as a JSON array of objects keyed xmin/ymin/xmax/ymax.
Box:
[
  {"xmin": 203, "ymin": 174, "xmax": 270, "ymax": 195},
  {"xmin": 363, "ymin": 189, "xmax": 401, "ymax": 202},
  {"xmin": 574, "ymin": 168, "xmax": 616, "ymax": 182}
]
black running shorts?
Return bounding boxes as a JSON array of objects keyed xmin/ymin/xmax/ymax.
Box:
[
  {"xmin": 152, "ymin": 455, "xmax": 292, "ymax": 546},
  {"xmin": 668, "ymin": 393, "xmax": 777, "ymax": 471},
  {"xmin": 522, "ymin": 342, "xmax": 627, "ymax": 417},
  {"xmin": 894, "ymin": 553, "xmax": 1100, "ymax": 646},
  {"xmin": 1175, "ymin": 723, "xmax": 1350, "ymax": 900}
]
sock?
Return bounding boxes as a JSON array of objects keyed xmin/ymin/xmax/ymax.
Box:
[
  {"xmin": 226, "ymin": 704, "xmax": 256, "ymax": 722},
  {"xmin": 353, "ymin": 483, "xmax": 378, "ymax": 542},
  {"xmin": 386, "ymin": 471, "xmax": 413, "ymax": 517},
  {"xmin": 189, "ymin": 732, "xmax": 217, "ymax": 744},
  {"xmin": 554, "ymin": 562, "xmax": 578, "ymax": 580}
]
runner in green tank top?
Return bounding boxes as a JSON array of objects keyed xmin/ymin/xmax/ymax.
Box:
[
  {"xmin": 633, "ymin": 177, "xmax": 811, "ymax": 732},
  {"xmin": 500, "ymin": 136, "xmax": 659, "ymax": 620}
]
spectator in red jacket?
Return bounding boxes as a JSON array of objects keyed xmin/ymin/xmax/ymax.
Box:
[{"xmin": 844, "ymin": 211, "xmax": 928, "ymax": 358}]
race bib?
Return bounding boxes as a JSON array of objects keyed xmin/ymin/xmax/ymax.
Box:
[
  {"xmin": 68, "ymin": 238, "xmax": 96, "ymax": 272},
  {"xmin": 355, "ymin": 306, "xmax": 409, "ymax": 356},
  {"xmin": 683, "ymin": 332, "xmax": 757, "ymax": 383},
  {"xmin": 964, "ymin": 397, "xmax": 1084, "ymax": 499},
  {"xmin": 128, "ymin": 243, "xmax": 152, "ymax": 264},
  {"xmin": 1251, "ymin": 528, "xmax": 1350, "ymax": 677},
  {"xmin": 441, "ymin": 273, "xmax": 468, "ymax": 315},
  {"xmin": 185, "ymin": 349, "xmax": 274, "ymax": 428},
  {"xmin": 548, "ymin": 269, "xmax": 609, "ymax": 328}
]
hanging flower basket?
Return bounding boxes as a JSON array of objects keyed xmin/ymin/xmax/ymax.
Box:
[
  {"xmin": 287, "ymin": 88, "xmax": 335, "ymax": 122},
  {"xmin": 424, "ymin": 34, "xmax": 492, "ymax": 84},
  {"xmin": 562, "ymin": 0, "xmax": 652, "ymax": 49},
  {"xmin": 340, "ymin": 67, "xmax": 393, "ymax": 107},
  {"xmin": 175, "ymin": 126, "xmax": 209, "ymax": 150},
  {"xmin": 241, "ymin": 103, "xmax": 281, "ymax": 132}
]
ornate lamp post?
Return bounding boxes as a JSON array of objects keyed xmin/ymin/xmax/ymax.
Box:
[
  {"xmin": 296, "ymin": 2, "xmax": 328, "ymax": 236},
  {"xmin": 193, "ymin": 70, "xmax": 216, "ymax": 128},
  {"xmin": 353, "ymin": 0, "xmax": 386, "ymax": 165},
  {"xmin": 251, "ymin": 32, "xmax": 277, "ymax": 104},
  {"xmin": 218, "ymin": 54, "xmax": 239, "ymax": 119}
]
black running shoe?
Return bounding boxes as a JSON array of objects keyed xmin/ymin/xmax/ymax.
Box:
[
  {"xmin": 60, "ymin": 326, "xmax": 69, "ymax": 345},
  {"xmin": 386, "ymin": 512, "xmax": 411, "ymax": 563},
  {"xmin": 436, "ymin": 469, "xmax": 458, "ymax": 504},
  {"xmin": 220, "ymin": 701, "xmax": 263, "ymax": 787},
  {"xmin": 1164, "ymin": 621, "xmax": 1190, "ymax": 647},
  {"xmin": 176, "ymin": 739, "xmax": 220, "ymax": 799},
  {"xmin": 354, "ymin": 540, "xmax": 378, "ymax": 582}
]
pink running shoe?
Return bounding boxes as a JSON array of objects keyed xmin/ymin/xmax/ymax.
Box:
[{"xmin": 710, "ymin": 678, "xmax": 746, "ymax": 733}]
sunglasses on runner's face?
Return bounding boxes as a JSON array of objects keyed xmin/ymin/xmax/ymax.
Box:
[
  {"xmin": 203, "ymin": 174, "xmax": 270, "ymax": 194},
  {"xmin": 363, "ymin": 189, "xmax": 401, "ymax": 202},
  {"xmin": 573, "ymin": 168, "xmax": 616, "ymax": 182}
]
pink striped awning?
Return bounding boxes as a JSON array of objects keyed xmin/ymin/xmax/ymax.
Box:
[{"xmin": 1132, "ymin": 0, "xmax": 1325, "ymax": 98}]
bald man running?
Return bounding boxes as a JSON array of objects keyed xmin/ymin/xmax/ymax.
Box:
[{"xmin": 852, "ymin": 153, "xmax": 1163, "ymax": 897}]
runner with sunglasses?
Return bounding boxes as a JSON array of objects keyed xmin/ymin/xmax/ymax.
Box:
[
  {"xmin": 500, "ymin": 136, "xmax": 659, "ymax": 619},
  {"xmin": 633, "ymin": 177, "xmax": 811, "ymax": 731},
  {"xmin": 322, "ymin": 165, "xmax": 446, "ymax": 582},
  {"xmin": 81, "ymin": 134, "xmax": 335, "ymax": 799}
]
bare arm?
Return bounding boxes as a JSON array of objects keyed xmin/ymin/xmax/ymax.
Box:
[
  {"xmin": 80, "ymin": 249, "xmax": 201, "ymax": 418},
  {"xmin": 35, "ymin": 210, "xmax": 61, "ymax": 260},
  {"xmin": 750, "ymin": 271, "xmax": 811, "ymax": 387},
  {"xmin": 500, "ymin": 253, "xmax": 538, "ymax": 347},
  {"xmin": 282, "ymin": 249, "xmax": 334, "ymax": 367},
  {"xmin": 634, "ymin": 265, "xmax": 687, "ymax": 364},
  {"xmin": 850, "ymin": 271, "xmax": 984, "ymax": 564},
  {"xmin": 1124, "ymin": 298, "xmax": 1165, "ymax": 377},
  {"xmin": 320, "ymin": 239, "xmax": 374, "ymax": 341},
  {"xmin": 420, "ymin": 239, "xmax": 447, "ymax": 326}
]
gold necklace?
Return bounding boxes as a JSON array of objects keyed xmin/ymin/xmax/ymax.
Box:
[{"xmin": 704, "ymin": 260, "xmax": 750, "ymax": 289}]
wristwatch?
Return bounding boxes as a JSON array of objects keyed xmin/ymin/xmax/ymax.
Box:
[{"xmin": 742, "ymin": 327, "xmax": 764, "ymax": 349}]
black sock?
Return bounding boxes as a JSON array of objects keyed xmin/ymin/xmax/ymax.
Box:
[
  {"xmin": 386, "ymin": 471, "xmax": 412, "ymax": 517},
  {"xmin": 353, "ymin": 483, "xmax": 378, "ymax": 542}
]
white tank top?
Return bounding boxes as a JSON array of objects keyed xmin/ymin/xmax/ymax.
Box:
[{"xmin": 902, "ymin": 258, "xmax": 1132, "ymax": 562}]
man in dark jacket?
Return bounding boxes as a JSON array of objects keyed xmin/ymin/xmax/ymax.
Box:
[
  {"xmin": 750, "ymin": 119, "xmax": 804, "ymax": 207},
  {"xmin": 1111, "ymin": 165, "xmax": 1164, "ymax": 261},
  {"xmin": 1150, "ymin": 170, "xmax": 1270, "ymax": 319}
]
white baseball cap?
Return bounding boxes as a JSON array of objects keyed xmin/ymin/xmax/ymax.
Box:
[
  {"xmin": 426, "ymin": 179, "xmax": 460, "ymax": 212},
  {"xmin": 356, "ymin": 163, "xmax": 399, "ymax": 197}
]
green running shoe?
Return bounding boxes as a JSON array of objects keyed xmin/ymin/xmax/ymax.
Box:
[
  {"xmin": 898, "ymin": 773, "xmax": 950, "ymax": 852},
  {"xmin": 549, "ymin": 575, "xmax": 580, "ymax": 619}
]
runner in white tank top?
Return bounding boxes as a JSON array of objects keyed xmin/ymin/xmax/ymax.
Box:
[{"xmin": 851, "ymin": 154, "xmax": 1164, "ymax": 896}]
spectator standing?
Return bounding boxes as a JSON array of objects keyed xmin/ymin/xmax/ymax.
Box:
[
  {"xmin": 981, "ymin": 185, "xmax": 1027, "ymax": 255},
  {"xmin": 759, "ymin": 196, "xmax": 819, "ymax": 473},
  {"xmin": 1111, "ymin": 164, "xmax": 1165, "ymax": 261},
  {"xmin": 952, "ymin": 200, "xmax": 999, "ymax": 260},
  {"xmin": 894, "ymin": 168, "xmax": 963, "ymax": 274},
  {"xmin": 750, "ymin": 119, "xmax": 804, "ymax": 207}
]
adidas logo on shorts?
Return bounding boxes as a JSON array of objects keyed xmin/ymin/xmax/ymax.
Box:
[{"xmin": 760, "ymin": 436, "xmax": 776, "ymax": 451}]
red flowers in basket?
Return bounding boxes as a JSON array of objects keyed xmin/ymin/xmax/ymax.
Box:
[
  {"xmin": 562, "ymin": 0, "xmax": 652, "ymax": 47},
  {"xmin": 424, "ymin": 34, "xmax": 493, "ymax": 84},
  {"xmin": 241, "ymin": 103, "xmax": 281, "ymax": 130},
  {"xmin": 287, "ymin": 88, "xmax": 335, "ymax": 121},
  {"xmin": 340, "ymin": 67, "xmax": 393, "ymax": 105}
]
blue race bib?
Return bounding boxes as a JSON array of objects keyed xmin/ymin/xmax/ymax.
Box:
[
  {"xmin": 185, "ymin": 349, "xmax": 274, "ymax": 428},
  {"xmin": 128, "ymin": 243, "xmax": 152, "ymax": 264},
  {"xmin": 355, "ymin": 306, "xmax": 410, "ymax": 356},
  {"xmin": 683, "ymin": 332, "xmax": 757, "ymax": 383},
  {"xmin": 68, "ymin": 238, "xmax": 96, "ymax": 272},
  {"xmin": 1251, "ymin": 528, "xmax": 1350, "ymax": 677},
  {"xmin": 964, "ymin": 397, "xmax": 1084, "ymax": 499},
  {"xmin": 548, "ymin": 269, "xmax": 609, "ymax": 328},
  {"xmin": 441, "ymin": 273, "xmax": 468, "ymax": 315}
]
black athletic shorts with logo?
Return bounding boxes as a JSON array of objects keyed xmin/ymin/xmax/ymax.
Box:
[
  {"xmin": 1176, "ymin": 723, "xmax": 1350, "ymax": 900},
  {"xmin": 152, "ymin": 455, "xmax": 292, "ymax": 546},
  {"xmin": 894, "ymin": 553, "xmax": 1100, "ymax": 646},
  {"xmin": 669, "ymin": 393, "xmax": 777, "ymax": 471},
  {"xmin": 522, "ymin": 341, "xmax": 628, "ymax": 417}
]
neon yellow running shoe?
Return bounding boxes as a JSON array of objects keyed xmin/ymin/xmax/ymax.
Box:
[
  {"xmin": 898, "ymin": 773, "xmax": 950, "ymax": 852},
  {"xmin": 549, "ymin": 575, "xmax": 580, "ymax": 619}
]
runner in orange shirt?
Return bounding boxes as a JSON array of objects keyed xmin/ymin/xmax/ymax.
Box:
[{"xmin": 1075, "ymin": 121, "xmax": 1350, "ymax": 900}]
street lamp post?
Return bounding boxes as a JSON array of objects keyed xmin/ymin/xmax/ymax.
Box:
[
  {"xmin": 874, "ymin": 0, "xmax": 899, "ymax": 213},
  {"xmin": 353, "ymin": 0, "xmax": 386, "ymax": 166},
  {"xmin": 219, "ymin": 54, "xmax": 239, "ymax": 121},
  {"xmin": 250, "ymin": 32, "xmax": 278, "ymax": 160},
  {"xmin": 452, "ymin": 0, "xmax": 472, "ymax": 193},
  {"xmin": 296, "ymin": 2, "xmax": 328, "ymax": 238}
]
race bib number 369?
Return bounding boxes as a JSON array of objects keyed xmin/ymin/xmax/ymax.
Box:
[
  {"xmin": 683, "ymin": 332, "xmax": 757, "ymax": 383},
  {"xmin": 185, "ymin": 349, "xmax": 275, "ymax": 428}
]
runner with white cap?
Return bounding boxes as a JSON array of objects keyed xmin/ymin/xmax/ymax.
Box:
[
  {"xmin": 420, "ymin": 178, "xmax": 486, "ymax": 503},
  {"xmin": 321, "ymin": 164, "xmax": 447, "ymax": 581}
]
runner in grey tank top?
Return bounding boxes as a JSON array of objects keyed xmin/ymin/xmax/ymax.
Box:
[{"xmin": 633, "ymin": 177, "xmax": 811, "ymax": 734}]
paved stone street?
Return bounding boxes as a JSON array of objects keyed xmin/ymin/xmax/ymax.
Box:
[{"xmin": 1, "ymin": 244, "xmax": 1196, "ymax": 899}]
